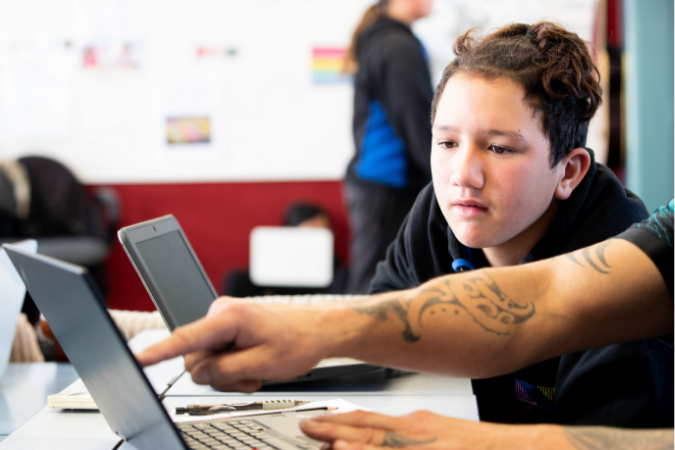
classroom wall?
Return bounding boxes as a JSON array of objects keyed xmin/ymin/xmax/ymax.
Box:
[
  {"xmin": 0, "ymin": 0, "xmax": 599, "ymax": 185},
  {"xmin": 0, "ymin": 0, "xmax": 370, "ymax": 183},
  {"xmin": 624, "ymin": 0, "xmax": 675, "ymax": 212}
]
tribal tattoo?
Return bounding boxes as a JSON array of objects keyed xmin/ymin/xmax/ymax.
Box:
[
  {"xmin": 564, "ymin": 241, "xmax": 613, "ymax": 274},
  {"xmin": 352, "ymin": 271, "xmax": 535, "ymax": 342},
  {"xmin": 381, "ymin": 432, "xmax": 437, "ymax": 448},
  {"xmin": 563, "ymin": 427, "xmax": 674, "ymax": 450}
]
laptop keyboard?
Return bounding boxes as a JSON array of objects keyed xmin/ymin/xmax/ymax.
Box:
[{"xmin": 178, "ymin": 419, "xmax": 288, "ymax": 450}]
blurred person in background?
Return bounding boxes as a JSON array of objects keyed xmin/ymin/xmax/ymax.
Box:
[{"xmin": 344, "ymin": 0, "xmax": 435, "ymax": 294}]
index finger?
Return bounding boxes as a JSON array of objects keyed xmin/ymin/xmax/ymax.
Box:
[{"xmin": 135, "ymin": 310, "xmax": 239, "ymax": 367}]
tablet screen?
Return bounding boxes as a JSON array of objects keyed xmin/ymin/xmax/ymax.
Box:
[{"xmin": 136, "ymin": 231, "xmax": 215, "ymax": 327}]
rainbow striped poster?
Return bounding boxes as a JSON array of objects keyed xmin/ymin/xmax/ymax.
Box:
[{"xmin": 312, "ymin": 48, "xmax": 350, "ymax": 84}]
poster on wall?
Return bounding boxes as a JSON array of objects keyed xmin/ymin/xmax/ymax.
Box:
[
  {"xmin": 1, "ymin": 39, "xmax": 76, "ymax": 142},
  {"xmin": 157, "ymin": 72, "xmax": 224, "ymax": 161},
  {"xmin": 311, "ymin": 47, "xmax": 350, "ymax": 85},
  {"xmin": 166, "ymin": 117, "xmax": 211, "ymax": 145},
  {"xmin": 82, "ymin": 0, "xmax": 143, "ymax": 71}
]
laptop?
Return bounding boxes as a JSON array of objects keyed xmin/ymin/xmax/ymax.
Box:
[
  {"xmin": 250, "ymin": 226, "xmax": 334, "ymax": 288},
  {"xmin": 118, "ymin": 215, "xmax": 379, "ymax": 383},
  {"xmin": 3, "ymin": 243, "xmax": 333, "ymax": 450},
  {"xmin": 0, "ymin": 239, "xmax": 37, "ymax": 378}
]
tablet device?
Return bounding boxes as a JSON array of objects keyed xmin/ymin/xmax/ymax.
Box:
[
  {"xmin": 118, "ymin": 215, "xmax": 380, "ymax": 384},
  {"xmin": 118, "ymin": 215, "xmax": 217, "ymax": 330}
]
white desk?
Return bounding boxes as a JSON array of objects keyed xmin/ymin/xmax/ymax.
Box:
[
  {"xmin": 0, "ymin": 363, "xmax": 78, "ymax": 441},
  {"xmin": 0, "ymin": 407, "xmax": 118, "ymax": 450},
  {"xmin": 0, "ymin": 331, "xmax": 478, "ymax": 449}
]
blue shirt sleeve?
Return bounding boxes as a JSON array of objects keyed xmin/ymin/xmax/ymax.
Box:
[
  {"xmin": 617, "ymin": 198, "xmax": 674, "ymax": 297},
  {"xmin": 616, "ymin": 198, "xmax": 674, "ymax": 348}
]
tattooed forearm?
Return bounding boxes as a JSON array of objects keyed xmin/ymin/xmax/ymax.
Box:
[
  {"xmin": 593, "ymin": 241, "xmax": 612, "ymax": 267},
  {"xmin": 564, "ymin": 241, "xmax": 613, "ymax": 274},
  {"xmin": 565, "ymin": 252, "xmax": 584, "ymax": 267},
  {"xmin": 354, "ymin": 295, "xmax": 420, "ymax": 342},
  {"xmin": 382, "ymin": 432, "xmax": 437, "ymax": 448},
  {"xmin": 563, "ymin": 426, "xmax": 674, "ymax": 450},
  {"xmin": 352, "ymin": 271, "xmax": 535, "ymax": 342}
]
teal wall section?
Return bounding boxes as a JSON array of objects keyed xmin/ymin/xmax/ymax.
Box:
[{"xmin": 624, "ymin": 0, "xmax": 674, "ymax": 212}]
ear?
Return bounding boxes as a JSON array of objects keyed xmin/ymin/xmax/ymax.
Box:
[{"xmin": 554, "ymin": 148, "xmax": 591, "ymax": 200}]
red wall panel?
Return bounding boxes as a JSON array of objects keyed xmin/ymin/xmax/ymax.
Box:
[{"xmin": 96, "ymin": 181, "xmax": 350, "ymax": 311}]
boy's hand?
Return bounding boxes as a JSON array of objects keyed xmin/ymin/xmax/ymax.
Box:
[{"xmin": 135, "ymin": 297, "xmax": 340, "ymax": 392}]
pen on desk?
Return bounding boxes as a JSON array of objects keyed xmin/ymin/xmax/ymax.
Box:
[
  {"xmin": 176, "ymin": 399, "xmax": 311, "ymax": 415},
  {"xmin": 158, "ymin": 369, "xmax": 187, "ymax": 401}
]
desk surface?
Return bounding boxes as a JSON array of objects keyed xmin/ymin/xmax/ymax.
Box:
[
  {"xmin": 0, "ymin": 331, "xmax": 478, "ymax": 450},
  {"xmin": 0, "ymin": 363, "xmax": 78, "ymax": 438}
]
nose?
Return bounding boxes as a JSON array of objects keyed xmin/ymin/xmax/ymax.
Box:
[{"xmin": 449, "ymin": 146, "xmax": 484, "ymax": 189}]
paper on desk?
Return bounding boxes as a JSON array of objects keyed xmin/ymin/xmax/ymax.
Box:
[
  {"xmin": 296, "ymin": 399, "xmax": 368, "ymax": 413},
  {"xmin": 171, "ymin": 399, "xmax": 369, "ymax": 423}
]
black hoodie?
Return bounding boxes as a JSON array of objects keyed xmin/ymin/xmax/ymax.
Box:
[
  {"xmin": 346, "ymin": 16, "xmax": 433, "ymax": 193},
  {"xmin": 370, "ymin": 152, "xmax": 673, "ymax": 427}
]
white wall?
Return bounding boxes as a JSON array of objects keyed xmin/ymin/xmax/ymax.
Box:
[{"xmin": 0, "ymin": 0, "xmax": 597, "ymax": 184}]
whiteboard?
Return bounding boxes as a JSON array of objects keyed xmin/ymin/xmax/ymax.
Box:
[{"xmin": 0, "ymin": 0, "xmax": 597, "ymax": 184}]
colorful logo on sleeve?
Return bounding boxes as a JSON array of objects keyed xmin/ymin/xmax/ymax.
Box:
[{"xmin": 515, "ymin": 379, "xmax": 555, "ymax": 423}]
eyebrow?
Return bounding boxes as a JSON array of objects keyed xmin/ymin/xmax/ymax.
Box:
[{"xmin": 432, "ymin": 125, "xmax": 526, "ymax": 143}]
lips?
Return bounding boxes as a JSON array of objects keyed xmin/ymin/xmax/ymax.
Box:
[{"xmin": 452, "ymin": 199, "xmax": 488, "ymax": 217}]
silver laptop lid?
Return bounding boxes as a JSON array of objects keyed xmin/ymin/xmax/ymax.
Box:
[
  {"xmin": 0, "ymin": 239, "xmax": 36, "ymax": 378},
  {"xmin": 3, "ymin": 243, "xmax": 186, "ymax": 449},
  {"xmin": 250, "ymin": 227, "xmax": 334, "ymax": 288}
]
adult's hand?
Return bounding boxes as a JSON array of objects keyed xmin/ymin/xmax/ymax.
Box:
[
  {"xmin": 299, "ymin": 410, "xmax": 548, "ymax": 450},
  {"xmin": 300, "ymin": 411, "xmax": 674, "ymax": 450},
  {"xmin": 135, "ymin": 297, "xmax": 359, "ymax": 392}
]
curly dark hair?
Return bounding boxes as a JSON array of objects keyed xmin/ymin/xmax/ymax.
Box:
[{"xmin": 430, "ymin": 22, "xmax": 602, "ymax": 167}]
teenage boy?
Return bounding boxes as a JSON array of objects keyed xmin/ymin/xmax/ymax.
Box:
[{"xmin": 364, "ymin": 23, "xmax": 672, "ymax": 426}]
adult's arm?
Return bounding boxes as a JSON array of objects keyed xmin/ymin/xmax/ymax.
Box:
[
  {"xmin": 299, "ymin": 409, "xmax": 674, "ymax": 450},
  {"xmin": 136, "ymin": 238, "xmax": 672, "ymax": 392}
]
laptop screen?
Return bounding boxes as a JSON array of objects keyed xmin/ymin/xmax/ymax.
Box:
[
  {"xmin": 135, "ymin": 231, "xmax": 216, "ymax": 328},
  {"xmin": 3, "ymin": 245, "xmax": 185, "ymax": 449},
  {"xmin": 0, "ymin": 240, "xmax": 37, "ymax": 378}
]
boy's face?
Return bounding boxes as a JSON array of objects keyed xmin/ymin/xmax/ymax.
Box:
[{"xmin": 431, "ymin": 73, "xmax": 565, "ymax": 251}]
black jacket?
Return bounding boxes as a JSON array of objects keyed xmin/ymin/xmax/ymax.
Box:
[
  {"xmin": 346, "ymin": 16, "xmax": 433, "ymax": 193},
  {"xmin": 370, "ymin": 153, "xmax": 673, "ymax": 427}
]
